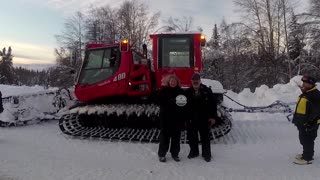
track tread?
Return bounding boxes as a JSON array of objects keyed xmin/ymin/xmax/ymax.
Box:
[{"xmin": 59, "ymin": 104, "xmax": 232, "ymax": 143}]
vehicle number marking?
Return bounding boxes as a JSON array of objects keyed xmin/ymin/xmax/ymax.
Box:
[{"xmin": 113, "ymin": 73, "xmax": 126, "ymax": 81}]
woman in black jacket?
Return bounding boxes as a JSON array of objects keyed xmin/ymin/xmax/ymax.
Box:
[{"xmin": 157, "ymin": 75, "xmax": 187, "ymax": 162}]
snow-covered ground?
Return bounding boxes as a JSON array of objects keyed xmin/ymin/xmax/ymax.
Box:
[{"xmin": 0, "ymin": 76, "xmax": 320, "ymax": 180}]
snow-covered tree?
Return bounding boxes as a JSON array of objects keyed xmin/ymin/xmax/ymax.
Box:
[
  {"xmin": 85, "ymin": 6, "xmax": 118, "ymax": 44},
  {"xmin": 288, "ymin": 11, "xmax": 306, "ymax": 75},
  {"xmin": 162, "ymin": 16, "xmax": 194, "ymax": 32},
  {"xmin": 56, "ymin": 0, "xmax": 160, "ymax": 57},
  {"xmin": 208, "ymin": 24, "xmax": 220, "ymax": 49},
  {"xmin": 55, "ymin": 11, "xmax": 86, "ymax": 68},
  {"xmin": 0, "ymin": 47, "xmax": 16, "ymax": 84},
  {"xmin": 308, "ymin": 0, "xmax": 320, "ymax": 56},
  {"xmin": 15, "ymin": 67, "xmax": 48, "ymax": 87},
  {"xmin": 296, "ymin": 0, "xmax": 320, "ymax": 78},
  {"xmin": 116, "ymin": 0, "xmax": 160, "ymax": 48},
  {"xmin": 232, "ymin": 0, "xmax": 295, "ymax": 86}
]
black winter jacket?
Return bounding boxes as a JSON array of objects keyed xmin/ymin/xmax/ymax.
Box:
[
  {"xmin": 157, "ymin": 86, "xmax": 187, "ymax": 129},
  {"xmin": 185, "ymin": 84, "xmax": 217, "ymax": 126},
  {"xmin": 293, "ymin": 87, "xmax": 320, "ymax": 128}
]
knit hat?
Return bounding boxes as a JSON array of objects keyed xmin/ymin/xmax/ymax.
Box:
[
  {"xmin": 191, "ymin": 73, "xmax": 201, "ymax": 80},
  {"xmin": 301, "ymin": 75, "xmax": 316, "ymax": 85}
]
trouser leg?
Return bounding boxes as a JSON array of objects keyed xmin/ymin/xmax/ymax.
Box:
[
  {"xmin": 158, "ymin": 130, "xmax": 170, "ymax": 157},
  {"xmin": 199, "ymin": 126, "xmax": 211, "ymax": 158},
  {"xmin": 187, "ymin": 126, "xmax": 199, "ymax": 155},
  {"xmin": 300, "ymin": 126, "xmax": 318, "ymax": 161},
  {"xmin": 170, "ymin": 129, "xmax": 181, "ymax": 157},
  {"xmin": 298, "ymin": 129, "xmax": 304, "ymax": 146}
]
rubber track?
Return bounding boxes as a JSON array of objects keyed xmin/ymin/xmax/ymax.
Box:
[{"xmin": 59, "ymin": 107, "xmax": 232, "ymax": 143}]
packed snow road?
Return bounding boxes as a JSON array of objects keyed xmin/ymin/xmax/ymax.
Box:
[{"xmin": 1, "ymin": 114, "xmax": 320, "ymax": 180}]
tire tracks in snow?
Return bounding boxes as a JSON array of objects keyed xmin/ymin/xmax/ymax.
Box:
[{"xmin": 212, "ymin": 120, "xmax": 292, "ymax": 144}]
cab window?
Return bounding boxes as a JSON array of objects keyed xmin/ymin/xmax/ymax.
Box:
[
  {"xmin": 78, "ymin": 47, "xmax": 120, "ymax": 85},
  {"xmin": 159, "ymin": 36, "xmax": 194, "ymax": 68}
]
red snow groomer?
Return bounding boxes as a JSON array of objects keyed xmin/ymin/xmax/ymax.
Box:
[{"xmin": 59, "ymin": 33, "xmax": 232, "ymax": 142}]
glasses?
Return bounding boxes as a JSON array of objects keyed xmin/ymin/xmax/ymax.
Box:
[{"xmin": 301, "ymin": 79, "xmax": 314, "ymax": 85}]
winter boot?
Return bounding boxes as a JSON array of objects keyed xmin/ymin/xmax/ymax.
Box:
[
  {"xmin": 295, "ymin": 154, "xmax": 302, "ymax": 160},
  {"xmin": 159, "ymin": 156, "xmax": 166, "ymax": 163},
  {"xmin": 295, "ymin": 154, "xmax": 314, "ymax": 160},
  {"xmin": 187, "ymin": 152, "xmax": 199, "ymax": 159},
  {"xmin": 203, "ymin": 156, "xmax": 211, "ymax": 162},
  {"xmin": 172, "ymin": 156, "xmax": 180, "ymax": 162},
  {"xmin": 293, "ymin": 158, "xmax": 312, "ymax": 165}
]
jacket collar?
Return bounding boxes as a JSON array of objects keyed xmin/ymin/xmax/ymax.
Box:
[
  {"xmin": 191, "ymin": 83, "xmax": 205, "ymax": 91},
  {"xmin": 306, "ymin": 86, "xmax": 317, "ymax": 93}
]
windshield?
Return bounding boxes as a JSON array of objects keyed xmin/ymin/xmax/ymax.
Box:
[
  {"xmin": 78, "ymin": 47, "xmax": 120, "ymax": 85},
  {"xmin": 159, "ymin": 36, "xmax": 194, "ymax": 68}
]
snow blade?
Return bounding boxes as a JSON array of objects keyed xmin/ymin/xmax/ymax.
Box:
[{"xmin": 0, "ymin": 88, "xmax": 75, "ymax": 127}]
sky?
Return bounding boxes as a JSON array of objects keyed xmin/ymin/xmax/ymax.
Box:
[{"xmin": 0, "ymin": 0, "xmax": 309, "ymax": 65}]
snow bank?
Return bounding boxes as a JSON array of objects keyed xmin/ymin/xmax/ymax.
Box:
[
  {"xmin": 223, "ymin": 75, "xmax": 318, "ymax": 108},
  {"xmin": 223, "ymin": 75, "xmax": 319, "ymax": 121}
]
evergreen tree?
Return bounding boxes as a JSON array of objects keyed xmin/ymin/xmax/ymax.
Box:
[
  {"xmin": 209, "ymin": 24, "xmax": 220, "ymax": 49},
  {"xmin": 15, "ymin": 67, "xmax": 49, "ymax": 86},
  {"xmin": 0, "ymin": 47, "xmax": 16, "ymax": 84}
]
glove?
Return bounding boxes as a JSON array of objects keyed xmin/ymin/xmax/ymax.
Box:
[
  {"xmin": 185, "ymin": 120, "xmax": 191, "ymax": 128},
  {"xmin": 304, "ymin": 121, "xmax": 316, "ymax": 132},
  {"xmin": 208, "ymin": 118, "xmax": 216, "ymax": 127}
]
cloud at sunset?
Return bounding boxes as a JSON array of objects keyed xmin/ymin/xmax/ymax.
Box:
[{"xmin": 1, "ymin": 40, "xmax": 55, "ymax": 64}]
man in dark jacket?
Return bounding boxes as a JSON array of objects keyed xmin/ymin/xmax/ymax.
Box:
[
  {"xmin": 186, "ymin": 73, "xmax": 217, "ymax": 162},
  {"xmin": 0, "ymin": 91, "xmax": 3, "ymax": 113},
  {"xmin": 293, "ymin": 75, "xmax": 320, "ymax": 165},
  {"xmin": 157, "ymin": 75, "xmax": 187, "ymax": 162}
]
